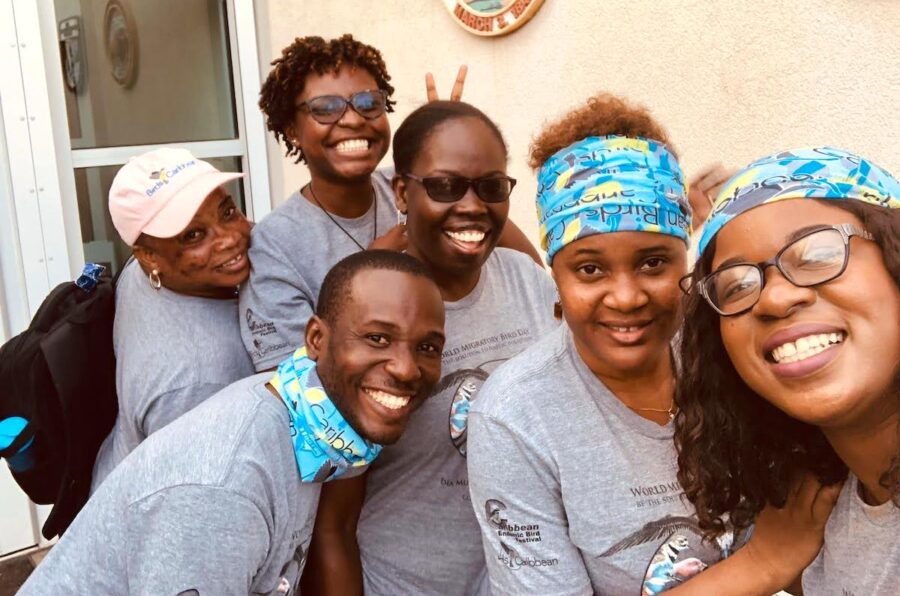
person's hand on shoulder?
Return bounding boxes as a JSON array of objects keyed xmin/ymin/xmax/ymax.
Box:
[{"xmin": 368, "ymin": 223, "xmax": 408, "ymax": 252}]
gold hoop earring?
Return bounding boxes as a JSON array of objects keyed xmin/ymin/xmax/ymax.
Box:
[{"xmin": 149, "ymin": 269, "xmax": 162, "ymax": 291}]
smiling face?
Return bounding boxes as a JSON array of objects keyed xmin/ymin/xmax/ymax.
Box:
[
  {"xmin": 395, "ymin": 116, "xmax": 509, "ymax": 275},
  {"xmin": 552, "ymin": 232, "xmax": 687, "ymax": 378},
  {"xmin": 133, "ymin": 187, "xmax": 251, "ymax": 297},
  {"xmin": 307, "ymin": 268, "xmax": 446, "ymax": 445},
  {"xmin": 287, "ymin": 65, "xmax": 390, "ymax": 184},
  {"xmin": 713, "ymin": 200, "xmax": 900, "ymax": 428}
]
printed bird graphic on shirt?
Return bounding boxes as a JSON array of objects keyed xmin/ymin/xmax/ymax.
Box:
[{"xmin": 437, "ymin": 359, "xmax": 507, "ymax": 456}]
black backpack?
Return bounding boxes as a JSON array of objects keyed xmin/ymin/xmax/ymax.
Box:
[{"xmin": 0, "ymin": 263, "xmax": 118, "ymax": 539}]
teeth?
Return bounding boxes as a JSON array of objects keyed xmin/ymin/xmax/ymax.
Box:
[
  {"xmin": 771, "ymin": 333, "xmax": 844, "ymax": 364},
  {"xmin": 445, "ymin": 230, "xmax": 486, "ymax": 243},
  {"xmin": 220, "ymin": 253, "xmax": 243, "ymax": 268},
  {"xmin": 335, "ymin": 139, "xmax": 369, "ymax": 153},
  {"xmin": 365, "ymin": 389, "xmax": 410, "ymax": 410},
  {"xmin": 610, "ymin": 325, "xmax": 642, "ymax": 333}
]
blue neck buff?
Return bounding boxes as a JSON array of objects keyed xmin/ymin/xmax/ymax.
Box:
[{"xmin": 270, "ymin": 347, "xmax": 381, "ymax": 483}]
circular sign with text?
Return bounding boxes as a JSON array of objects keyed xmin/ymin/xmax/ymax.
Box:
[{"xmin": 444, "ymin": 0, "xmax": 546, "ymax": 37}]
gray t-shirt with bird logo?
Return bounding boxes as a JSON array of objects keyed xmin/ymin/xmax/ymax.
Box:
[
  {"xmin": 468, "ymin": 325, "xmax": 738, "ymax": 596},
  {"xmin": 357, "ymin": 248, "xmax": 558, "ymax": 595}
]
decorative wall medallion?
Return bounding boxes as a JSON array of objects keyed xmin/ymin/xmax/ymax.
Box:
[
  {"xmin": 444, "ymin": 0, "xmax": 545, "ymax": 37},
  {"xmin": 104, "ymin": 0, "xmax": 138, "ymax": 88}
]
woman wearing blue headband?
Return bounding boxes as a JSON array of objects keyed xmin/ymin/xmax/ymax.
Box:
[
  {"xmin": 467, "ymin": 94, "xmax": 743, "ymax": 595},
  {"xmin": 676, "ymin": 148, "xmax": 900, "ymax": 594}
]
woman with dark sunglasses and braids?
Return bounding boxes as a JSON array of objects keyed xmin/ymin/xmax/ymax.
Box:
[
  {"xmin": 675, "ymin": 148, "xmax": 900, "ymax": 594},
  {"xmin": 243, "ymin": 34, "xmax": 539, "ymax": 372},
  {"xmin": 301, "ymin": 101, "xmax": 558, "ymax": 596}
]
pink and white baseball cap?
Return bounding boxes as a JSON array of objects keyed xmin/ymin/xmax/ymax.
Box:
[{"xmin": 109, "ymin": 148, "xmax": 244, "ymax": 246}]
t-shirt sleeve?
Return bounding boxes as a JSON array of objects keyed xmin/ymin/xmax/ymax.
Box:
[
  {"xmin": 468, "ymin": 409, "xmax": 592, "ymax": 596},
  {"xmin": 125, "ymin": 485, "xmax": 269, "ymax": 594},
  {"xmin": 140, "ymin": 383, "xmax": 226, "ymax": 437},
  {"xmin": 239, "ymin": 228, "xmax": 311, "ymax": 371}
]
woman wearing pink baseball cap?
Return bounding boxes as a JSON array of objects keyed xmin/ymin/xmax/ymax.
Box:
[{"xmin": 91, "ymin": 147, "xmax": 256, "ymax": 489}]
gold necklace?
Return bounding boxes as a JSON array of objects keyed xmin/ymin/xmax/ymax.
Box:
[{"xmin": 627, "ymin": 400, "xmax": 677, "ymax": 422}]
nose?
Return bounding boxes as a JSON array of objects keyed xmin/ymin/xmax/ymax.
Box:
[
  {"xmin": 336, "ymin": 103, "xmax": 365, "ymax": 128},
  {"xmin": 751, "ymin": 266, "xmax": 816, "ymax": 319},
  {"xmin": 212, "ymin": 221, "xmax": 242, "ymax": 250},
  {"xmin": 453, "ymin": 185, "xmax": 489, "ymax": 216},
  {"xmin": 601, "ymin": 273, "xmax": 650, "ymax": 313},
  {"xmin": 383, "ymin": 344, "xmax": 422, "ymax": 385}
]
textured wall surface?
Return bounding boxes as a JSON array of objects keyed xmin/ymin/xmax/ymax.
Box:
[{"xmin": 256, "ymin": 0, "xmax": 900, "ymax": 244}]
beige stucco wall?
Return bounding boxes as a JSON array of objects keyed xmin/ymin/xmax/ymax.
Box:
[{"xmin": 256, "ymin": 0, "xmax": 900, "ymax": 245}]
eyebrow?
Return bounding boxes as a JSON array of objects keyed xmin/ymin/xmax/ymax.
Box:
[
  {"xmin": 218, "ymin": 194, "xmax": 234, "ymax": 208},
  {"xmin": 429, "ymin": 169, "xmax": 506, "ymax": 177},
  {"xmin": 715, "ymin": 225, "xmax": 833, "ymax": 269}
]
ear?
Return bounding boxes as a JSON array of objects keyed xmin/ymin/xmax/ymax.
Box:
[
  {"xmin": 132, "ymin": 242, "xmax": 161, "ymax": 275},
  {"xmin": 392, "ymin": 174, "xmax": 409, "ymax": 215},
  {"xmin": 304, "ymin": 315, "xmax": 328, "ymax": 362},
  {"xmin": 285, "ymin": 123, "xmax": 300, "ymax": 149}
]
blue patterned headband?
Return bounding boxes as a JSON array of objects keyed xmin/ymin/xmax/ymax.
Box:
[
  {"xmin": 697, "ymin": 147, "xmax": 900, "ymax": 256},
  {"xmin": 536, "ymin": 135, "xmax": 691, "ymax": 264}
]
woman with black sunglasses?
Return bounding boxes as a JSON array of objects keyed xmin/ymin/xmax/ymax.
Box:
[
  {"xmin": 675, "ymin": 147, "xmax": 900, "ymax": 594},
  {"xmin": 301, "ymin": 101, "xmax": 558, "ymax": 596},
  {"xmin": 242, "ymin": 34, "xmax": 539, "ymax": 372}
]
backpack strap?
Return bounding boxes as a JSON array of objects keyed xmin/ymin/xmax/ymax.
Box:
[{"xmin": 0, "ymin": 420, "xmax": 34, "ymax": 459}]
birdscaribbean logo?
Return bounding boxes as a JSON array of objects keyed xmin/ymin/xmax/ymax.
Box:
[{"xmin": 444, "ymin": 0, "xmax": 545, "ymax": 37}]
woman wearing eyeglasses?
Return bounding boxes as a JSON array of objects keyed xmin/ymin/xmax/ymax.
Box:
[
  {"xmin": 301, "ymin": 101, "xmax": 558, "ymax": 595},
  {"xmin": 243, "ymin": 34, "xmax": 538, "ymax": 372},
  {"xmin": 465, "ymin": 95, "xmax": 843, "ymax": 596},
  {"xmin": 675, "ymin": 148, "xmax": 900, "ymax": 594}
]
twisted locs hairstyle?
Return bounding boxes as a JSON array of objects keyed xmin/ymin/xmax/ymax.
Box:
[
  {"xmin": 259, "ymin": 34, "xmax": 396, "ymax": 164},
  {"xmin": 675, "ymin": 200, "xmax": 900, "ymax": 537},
  {"xmin": 528, "ymin": 93, "xmax": 677, "ymax": 170}
]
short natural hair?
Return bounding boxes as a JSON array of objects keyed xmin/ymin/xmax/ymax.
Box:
[
  {"xmin": 259, "ymin": 34, "xmax": 396, "ymax": 164},
  {"xmin": 393, "ymin": 101, "xmax": 508, "ymax": 174},
  {"xmin": 528, "ymin": 93, "xmax": 676, "ymax": 170},
  {"xmin": 316, "ymin": 250, "xmax": 436, "ymax": 326}
]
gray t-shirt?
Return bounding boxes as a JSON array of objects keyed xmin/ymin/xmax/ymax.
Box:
[
  {"xmin": 240, "ymin": 169, "xmax": 397, "ymax": 371},
  {"xmin": 468, "ymin": 325, "xmax": 735, "ymax": 596},
  {"xmin": 92, "ymin": 259, "xmax": 255, "ymax": 489},
  {"xmin": 357, "ymin": 248, "xmax": 559, "ymax": 596},
  {"xmin": 21, "ymin": 373, "xmax": 319, "ymax": 596},
  {"xmin": 802, "ymin": 474, "xmax": 900, "ymax": 595}
]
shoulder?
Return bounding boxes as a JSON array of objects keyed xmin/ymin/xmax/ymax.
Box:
[
  {"xmin": 126, "ymin": 374, "xmax": 289, "ymax": 490},
  {"xmin": 250, "ymin": 191, "xmax": 310, "ymax": 243},
  {"xmin": 473, "ymin": 326, "xmax": 570, "ymax": 419},
  {"xmin": 488, "ymin": 248, "xmax": 552, "ymax": 287}
]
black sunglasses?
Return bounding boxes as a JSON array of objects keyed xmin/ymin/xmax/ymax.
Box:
[
  {"xmin": 295, "ymin": 89, "xmax": 388, "ymax": 124},
  {"xmin": 683, "ymin": 223, "xmax": 873, "ymax": 316},
  {"xmin": 403, "ymin": 174, "xmax": 516, "ymax": 204}
]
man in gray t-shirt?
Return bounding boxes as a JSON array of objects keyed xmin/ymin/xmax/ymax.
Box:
[
  {"xmin": 356, "ymin": 248, "xmax": 558, "ymax": 595},
  {"xmin": 20, "ymin": 251, "xmax": 446, "ymax": 595},
  {"xmin": 469, "ymin": 325, "xmax": 737, "ymax": 596}
]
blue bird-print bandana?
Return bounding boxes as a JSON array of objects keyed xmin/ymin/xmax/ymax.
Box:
[
  {"xmin": 697, "ymin": 146, "xmax": 900, "ymax": 256},
  {"xmin": 536, "ymin": 135, "xmax": 691, "ymax": 264},
  {"xmin": 270, "ymin": 347, "xmax": 381, "ymax": 483}
]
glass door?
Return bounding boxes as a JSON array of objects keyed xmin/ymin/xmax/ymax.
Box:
[{"xmin": 51, "ymin": 0, "xmax": 270, "ymax": 276}]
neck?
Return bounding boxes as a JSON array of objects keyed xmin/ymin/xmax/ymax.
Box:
[
  {"xmin": 406, "ymin": 245, "xmax": 482, "ymax": 302},
  {"xmin": 304, "ymin": 173, "xmax": 374, "ymax": 219},
  {"xmin": 823, "ymin": 404, "xmax": 899, "ymax": 505},
  {"xmin": 578, "ymin": 338, "xmax": 676, "ymax": 425}
]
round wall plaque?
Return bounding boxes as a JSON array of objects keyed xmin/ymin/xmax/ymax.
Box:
[
  {"xmin": 104, "ymin": 0, "xmax": 138, "ymax": 88},
  {"xmin": 445, "ymin": 0, "xmax": 546, "ymax": 37}
]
